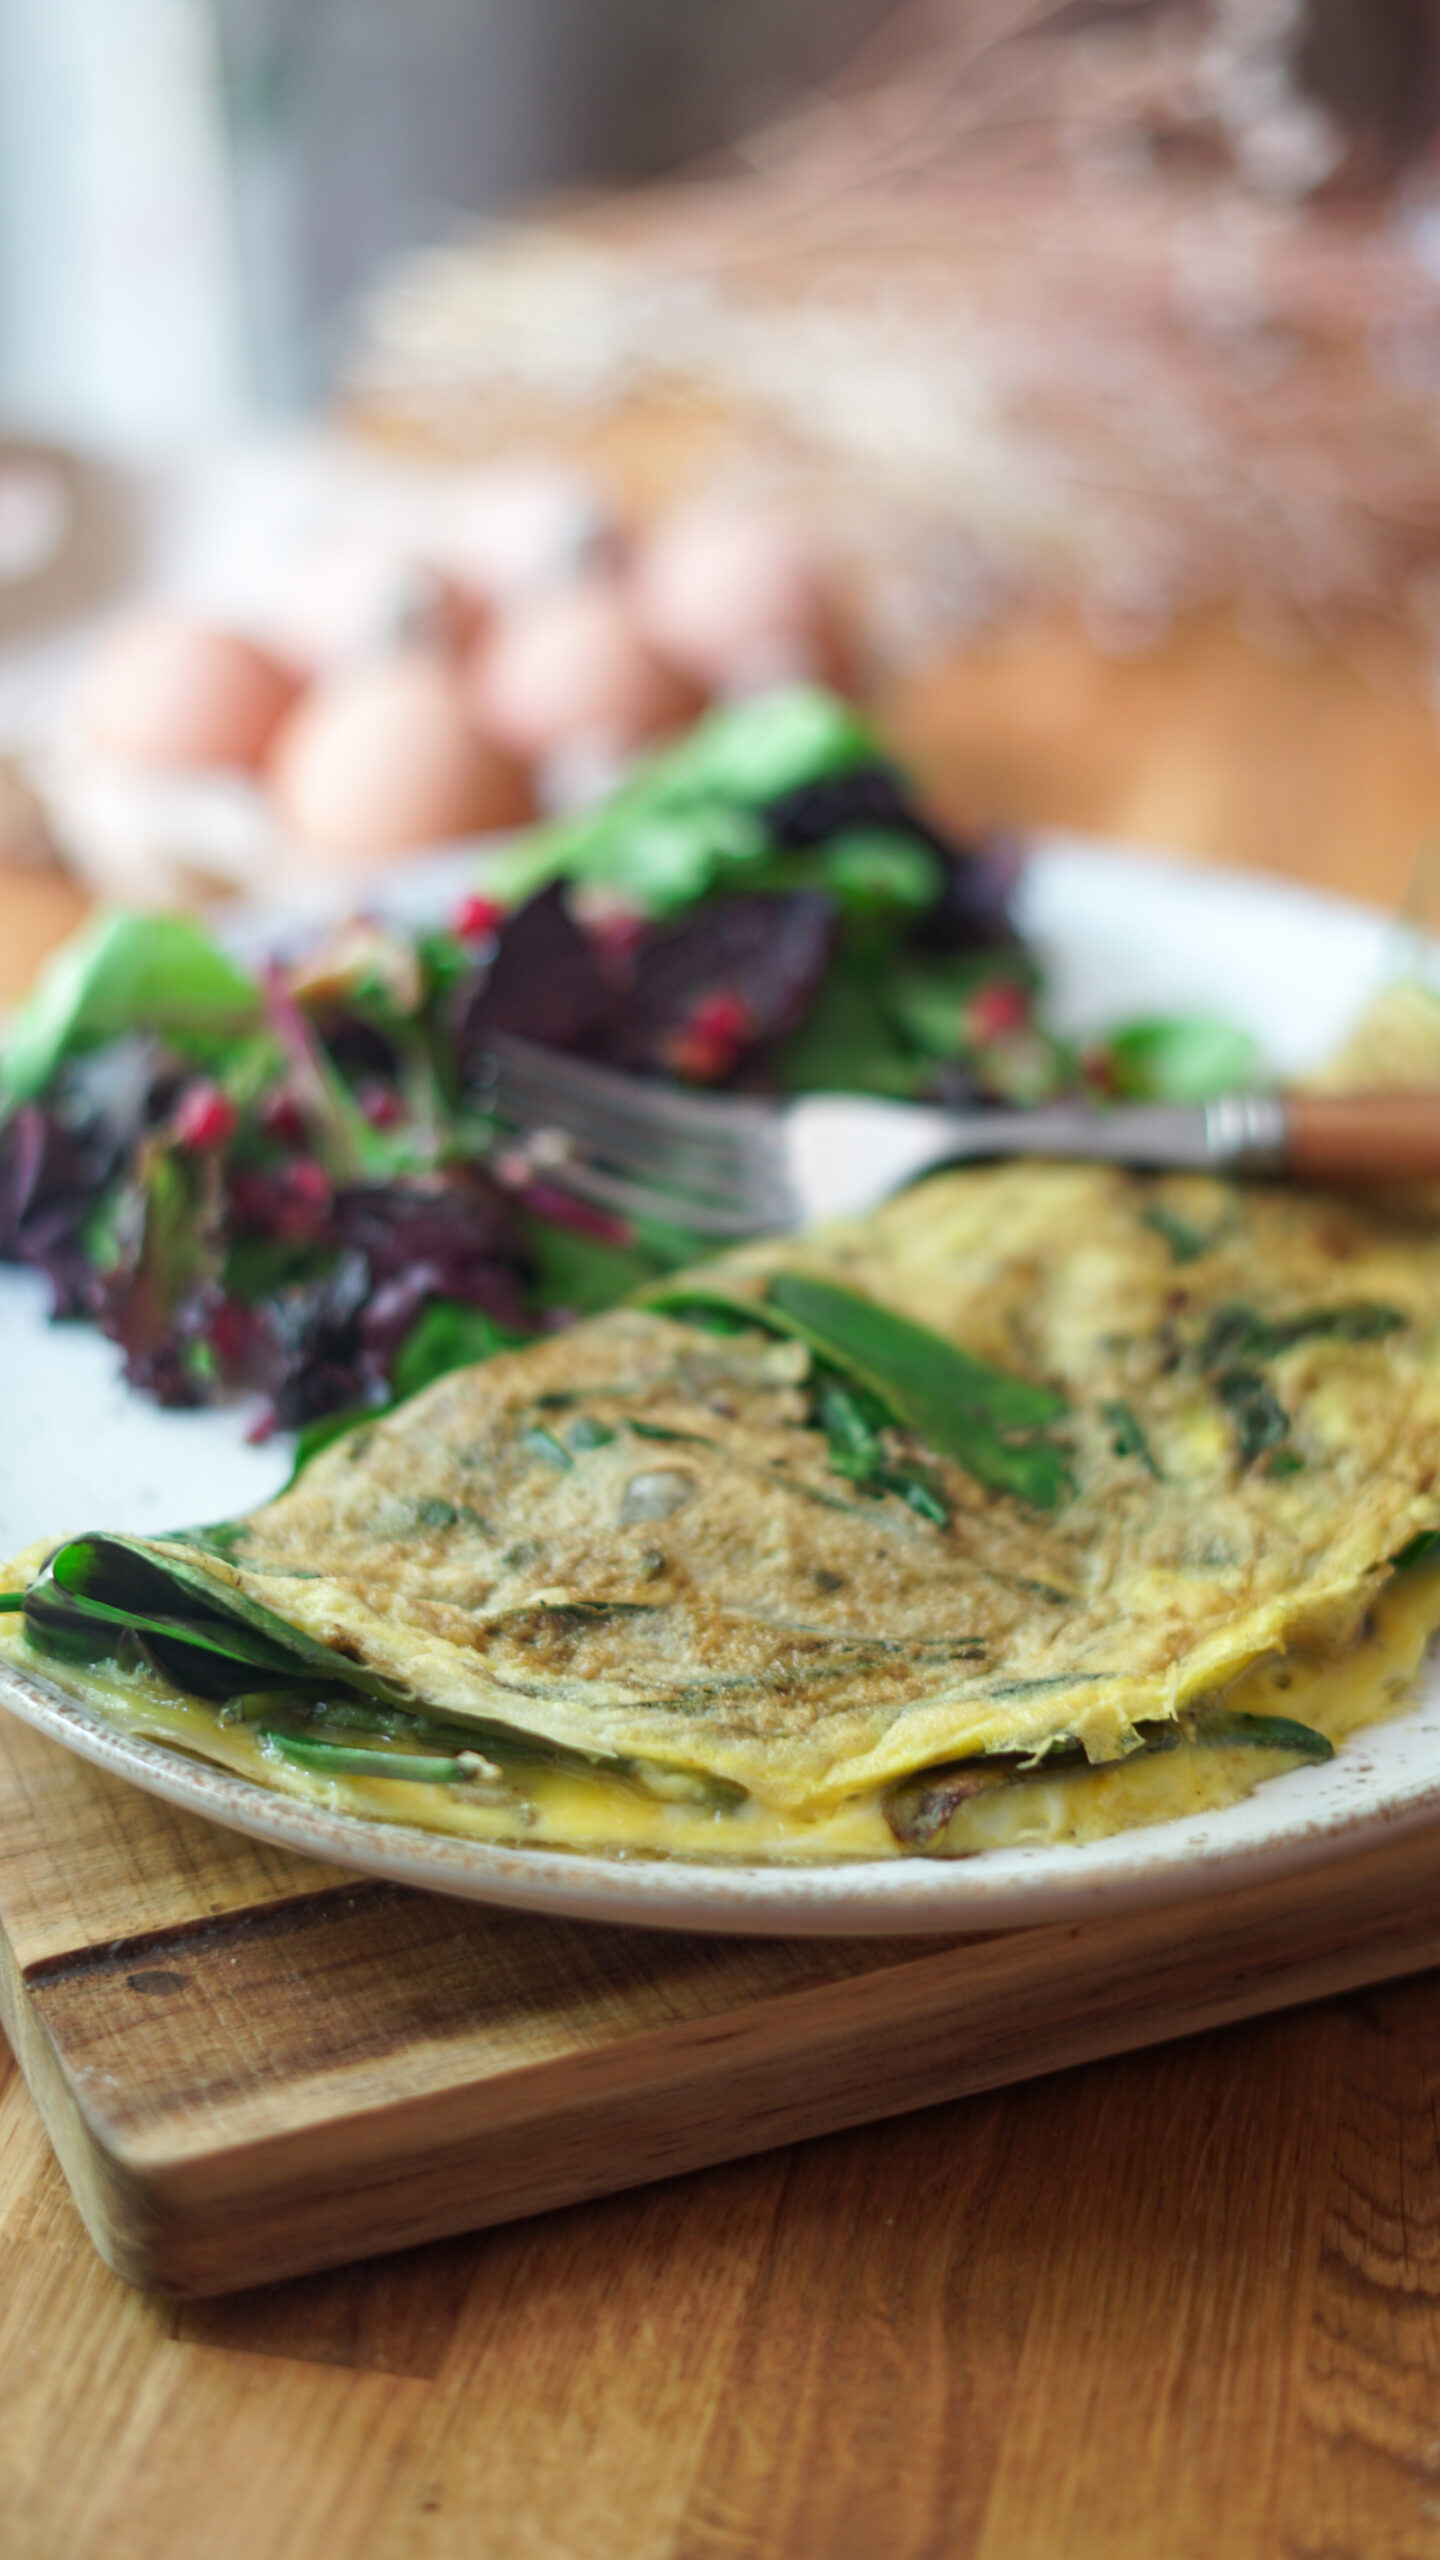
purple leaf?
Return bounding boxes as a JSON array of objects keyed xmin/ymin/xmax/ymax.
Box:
[
  {"xmin": 918, "ymin": 835, "xmax": 1023, "ymax": 956},
  {"xmin": 248, "ymin": 1171, "xmax": 532, "ymax": 1429},
  {"xmin": 607, "ymin": 891, "xmax": 836, "ymax": 1082},
  {"xmin": 329, "ymin": 1174, "xmax": 529, "ymax": 1325},
  {"xmin": 94, "ymin": 1149, "xmax": 227, "ymax": 1408},
  {"xmin": 0, "ymin": 1104, "xmax": 109, "ymax": 1319},
  {"xmin": 762, "ymin": 764, "xmax": 922, "ymax": 848},
  {"xmin": 451, "ymin": 883, "xmax": 618, "ymax": 1069}
]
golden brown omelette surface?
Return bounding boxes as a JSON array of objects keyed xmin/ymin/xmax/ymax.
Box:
[{"xmin": 115, "ymin": 1162, "xmax": 1440, "ymax": 1823}]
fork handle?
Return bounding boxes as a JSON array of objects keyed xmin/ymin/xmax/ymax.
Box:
[{"xmin": 1281, "ymin": 1092, "xmax": 1440, "ymax": 1182}]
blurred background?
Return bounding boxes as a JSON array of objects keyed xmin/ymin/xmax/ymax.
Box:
[
  {"xmin": 6, "ymin": 0, "xmax": 1440, "ymax": 969},
  {"xmin": 0, "ymin": 0, "xmax": 896, "ymax": 440}
]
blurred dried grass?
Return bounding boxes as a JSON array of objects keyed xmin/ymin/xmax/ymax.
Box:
[{"xmin": 348, "ymin": 1, "xmax": 1440, "ymax": 664}]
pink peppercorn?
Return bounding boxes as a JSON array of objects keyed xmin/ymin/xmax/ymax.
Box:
[
  {"xmin": 664, "ymin": 988, "xmax": 755, "ymax": 1083},
  {"xmin": 453, "ymin": 892, "xmax": 505, "ymax": 943},
  {"xmin": 173, "ymin": 1081, "xmax": 238, "ymax": 1150},
  {"xmin": 359, "ymin": 1082, "xmax": 405, "ymax": 1129},
  {"xmin": 690, "ymin": 992, "xmax": 752, "ymax": 1046},
  {"xmin": 963, "ymin": 980, "xmax": 1029, "ymax": 1046}
]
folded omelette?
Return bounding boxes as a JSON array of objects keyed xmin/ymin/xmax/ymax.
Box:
[{"xmin": 10, "ymin": 1161, "xmax": 1440, "ymax": 1863}]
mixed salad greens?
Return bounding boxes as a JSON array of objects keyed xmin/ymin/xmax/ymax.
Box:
[{"xmin": 0, "ymin": 685, "xmax": 1258, "ymax": 1443}]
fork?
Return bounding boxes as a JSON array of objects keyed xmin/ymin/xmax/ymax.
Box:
[{"xmin": 477, "ymin": 1034, "xmax": 1440, "ymax": 1238}]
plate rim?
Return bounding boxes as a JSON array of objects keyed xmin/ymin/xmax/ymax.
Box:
[
  {"xmin": 6, "ymin": 1645, "xmax": 1440, "ymax": 1939},
  {"xmin": 5, "ymin": 836, "xmax": 1438, "ymax": 1936}
]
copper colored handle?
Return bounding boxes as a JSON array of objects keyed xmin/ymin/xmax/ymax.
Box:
[{"xmin": 1283, "ymin": 1092, "xmax": 1440, "ymax": 1182}]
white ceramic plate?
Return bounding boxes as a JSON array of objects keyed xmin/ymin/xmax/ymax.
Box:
[{"xmin": 2, "ymin": 837, "xmax": 1435, "ymax": 1937}]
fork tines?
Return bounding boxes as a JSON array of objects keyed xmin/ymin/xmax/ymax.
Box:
[{"xmin": 479, "ymin": 1034, "xmax": 790, "ymax": 1234}]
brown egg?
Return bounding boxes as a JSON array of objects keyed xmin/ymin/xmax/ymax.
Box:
[
  {"xmin": 469, "ymin": 579, "xmax": 703, "ymax": 764},
  {"xmin": 268, "ymin": 653, "xmax": 534, "ymax": 864},
  {"xmin": 632, "ymin": 503, "xmax": 848, "ymax": 693},
  {"xmin": 275, "ymin": 537, "xmax": 484, "ymax": 672},
  {"xmin": 76, "ymin": 611, "xmax": 301, "ymax": 770},
  {"xmin": 441, "ymin": 463, "xmax": 616, "ymax": 603}
]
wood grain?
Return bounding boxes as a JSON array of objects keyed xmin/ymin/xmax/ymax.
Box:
[
  {"xmin": 8, "ymin": 607, "xmax": 1440, "ymax": 2555},
  {"xmin": 1286, "ymin": 1091, "xmax": 1440, "ymax": 1183},
  {"xmin": 8, "ymin": 1984, "xmax": 1440, "ymax": 2560},
  {"xmin": 11, "ymin": 1690, "xmax": 1440, "ymax": 2318},
  {"xmin": 887, "ymin": 607, "xmax": 1440, "ymax": 913},
  {"xmin": 0, "ymin": 858, "xmax": 88, "ymax": 1006}
]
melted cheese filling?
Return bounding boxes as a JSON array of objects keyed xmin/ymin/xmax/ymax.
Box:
[{"xmin": 7, "ymin": 1555, "xmax": 1440, "ymax": 1865}]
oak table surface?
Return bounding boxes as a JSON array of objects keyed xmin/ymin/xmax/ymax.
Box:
[{"xmin": 6, "ymin": 609, "xmax": 1440, "ymax": 2560}]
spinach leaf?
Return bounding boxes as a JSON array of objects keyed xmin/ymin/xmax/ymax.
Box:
[
  {"xmin": 488, "ymin": 687, "xmax": 878, "ymax": 916},
  {"xmin": 648, "ymin": 1270, "xmax": 1073, "ymax": 1508},
  {"xmin": 768, "ymin": 1273, "xmax": 1065, "ymax": 1434},
  {"xmin": 656, "ymin": 1297, "xmax": 758, "ymax": 1337},
  {"xmin": 521, "ymin": 1207, "xmax": 700, "ymax": 1318},
  {"xmin": 1393, "ymin": 1529, "xmax": 1440, "ymax": 1571},
  {"xmin": 776, "ymin": 958, "xmax": 922, "ymax": 1098},
  {"xmin": 813, "ymin": 1373, "xmax": 887, "ymax": 1480},
  {"xmin": 22, "ymin": 1534, "xmax": 410, "ymax": 1704},
  {"xmin": 813, "ymin": 1372, "xmax": 951, "ymax": 1521},
  {"xmin": 1104, "ymin": 1015, "xmax": 1262, "ymax": 1103},
  {"xmin": 261, "ymin": 1732, "xmax": 488, "ymax": 1784},
  {"xmin": 819, "ymin": 831, "xmax": 944, "ymax": 929},
  {"xmin": 1193, "ymin": 1710, "xmax": 1333, "ymax": 1760},
  {"xmin": 285, "ymin": 1404, "xmax": 381, "ymax": 1484},
  {"xmin": 2, "ymin": 913, "xmax": 260, "ymax": 1105},
  {"xmin": 392, "ymin": 1297, "xmax": 531, "ymax": 1402}
]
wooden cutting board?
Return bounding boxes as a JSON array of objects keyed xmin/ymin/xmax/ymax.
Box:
[{"xmin": 7, "ymin": 1698, "xmax": 1440, "ymax": 2301}]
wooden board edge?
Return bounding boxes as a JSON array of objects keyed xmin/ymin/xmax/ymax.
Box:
[
  {"xmin": 29, "ymin": 1832, "xmax": 1440, "ymax": 2296},
  {"xmin": 0, "ymin": 1912, "xmax": 164, "ymax": 2280}
]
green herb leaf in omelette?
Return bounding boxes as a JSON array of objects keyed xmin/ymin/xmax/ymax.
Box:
[
  {"xmin": 1201, "ymin": 1302, "xmax": 1407, "ymax": 1366},
  {"xmin": 1142, "ymin": 1202, "xmax": 1211, "ymax": 1263},
  {"xmin": 646, "ymin": 1270, "xmax": 1072, "ymax": 1508},
  {"xmin": 1197, "ymin": 1300, "xmax": 1406, "ymax": 1474},
  {"xmin": 1191, "ymin": 1710, "xmax": 1333, "ymax": 1760},
  {"xmin": 1100, "ymin": 1399, "xmax": 1162, "ymax": 1477},
  {"xmin": 23, "ymin": 1534, "xmax": 411, "ymax": 1704},
  {"xmin": 764, "ymin": 1272, "xmax": 1072, "ymax": 1509},
  {"xmin": 1212, "ymin": 1366, "xmax": 1292, "ymax": 1467},
  {"xmin": 260, "ymin": 1732, "xmax": 500, "ymax": 1785}
]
